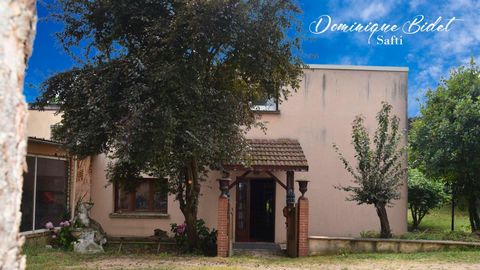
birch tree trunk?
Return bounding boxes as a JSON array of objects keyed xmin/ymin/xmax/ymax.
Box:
[{"xmin": 0, "ymin": 1, "xmax": 37, "ymax": 269}]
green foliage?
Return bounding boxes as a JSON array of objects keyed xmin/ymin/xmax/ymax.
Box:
[
  {"xmin": 170, "ymin": 223, "xmax": 187, "ymax": 252},
  {"xmin": 410, "ymin": 59, "xmax": 480, "ymax": 231},
  {"xmin": 34, "ymin": 0, "xmax": 303, "ymax": 249},
  {"xmin": 196, "ymin": 219, "xmax": 217, "ymax": 257},
  {"xmin": 334, "ymin": 102, "xmax": 405, "ymax": 206},
  {"xmin": 55, "ymin": 227, "xmax": 76, "ymax": 251},
  {"xmin": 334, "ymin": 102, "xmax": 406, "ymax": 238},
  {"xmin": 408, "ymin": 168, "xmax": 448, "ymax": 229},
  {"xmin": 359, "ymin": 230, "xmax": 380, "ymax": 238},
  {"xmin": 171, "ymin": 219, "xmax": 217, "ymax": 256},
  {"xmin": 48, "ymin": 221, "xmax": 77, "ymax": 250}
]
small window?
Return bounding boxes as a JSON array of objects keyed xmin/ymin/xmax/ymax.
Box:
[
  {"xmin": 115, "ymin": 178, "xmax": 168, "ymax": 214},
  {"xmin": 250, "ymin": 97, "xmax": 279, "ymax": 112}
]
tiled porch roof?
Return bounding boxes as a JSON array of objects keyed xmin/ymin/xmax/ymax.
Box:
[{"xmin": 224, "ymin": 138, "xmax": 309, "ymax": 171}]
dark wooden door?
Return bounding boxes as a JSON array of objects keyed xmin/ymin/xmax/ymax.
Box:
[
  {"xmin": 250, "ymin": 179, "xmax": 275, "ymax": 242},
  {"xmin": 235, "ymin": 178, "xmax": 275, "ymax": 242},
  {"xmin": 235, "ymin": 178, "xmax": 250, "ymax": 242}
]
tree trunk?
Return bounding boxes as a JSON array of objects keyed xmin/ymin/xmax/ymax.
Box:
[
  {"xmin": 467, "ymin": 196, "xmax": 480, "ymax": 232},
  {"xmin": 0, "ymin": 1, "xmax": 37, "ymax": 269},
  {"xmin": 375, "ymin": 203, "xmax": 392, "ymax": 238},
  {"xmin": 179, "ymin": 157, "xmax": 201, "ymax": 251},
  {"xmin": 410, "ymin": 207, "xmax": 419, "ymax": 230}
]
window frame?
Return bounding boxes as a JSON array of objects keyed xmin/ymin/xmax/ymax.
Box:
[{"xmin": 114, "ymin": 178, "xmax": 168, "ymax": 214}]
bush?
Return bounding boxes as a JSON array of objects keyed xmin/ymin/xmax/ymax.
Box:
[
  {"xmin": 171, "ymin": 219, "xmax": 217, "ymax": 256},
  {"xmin": 45, "ymin": 220, "xmax": 77, "ymax": 250},
  {"xmin": 360, "ymin": 230, "xmax": 380, "ymax": 238},
  {"xmin": 408, "ymin": 169, "xmax": 448, "ymax": 230}
]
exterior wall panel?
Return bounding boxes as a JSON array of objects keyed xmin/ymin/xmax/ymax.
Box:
[{"xmin": 27, "ymin": 65, "xmax": 408, "ymax": 241}]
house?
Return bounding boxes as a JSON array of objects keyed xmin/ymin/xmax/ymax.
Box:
[{"xmin": 22, "ymin": 65, "xmax": 408, "ymax": 255}]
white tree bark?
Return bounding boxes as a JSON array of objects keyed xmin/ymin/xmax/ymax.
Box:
[{"xmin": 0, "ymin": 1, "xmax": 37, "ymax": 269}]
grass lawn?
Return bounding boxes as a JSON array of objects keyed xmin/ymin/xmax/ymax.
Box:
[
  {"xmin": 403, "ymin": 206, "xmax": 480, "ymax": 242},
  {"xmin": 24, "ymin": 207, "xmax": 480, "ymax": 269},
  {"xmin": 408, "ymin": 205, "xmax": 471, "ymax": 232},
  {"xmin": 23, "ymin": 245, "xmax": 480, "ymax": 270}
]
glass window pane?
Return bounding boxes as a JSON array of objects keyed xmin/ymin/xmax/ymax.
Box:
[
  {"xmin": 117, "ymin": 187, "xmax": 131, "ymax": 211},
  {"xmin": 251, "ymin": 97, "xmax": 278, "ymax": 111},
  {"xmin": 115, "ymin": 179, "xmax": 168, "ymax": 213},
  {"xmin": 135, "ymin": 181, "xmax": 149, "ymax": 210},
  {"xmin": 35, "ymin": 158, "xmax": 67, "ymax": 230},
  {"xmin": 237, "ymin": 181, "xmax": 247, "ymax": 229},
  {"xmin": 153, "ymin": 182, "xmax": 168, "ymax": 213},
  {"xmin": 20, "ymin": 156, "xmax": 35, "ymax": 232}
]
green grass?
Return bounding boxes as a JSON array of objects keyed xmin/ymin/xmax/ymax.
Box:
[
  {"xmin": 403, "ymin": 206, "xmax": 479, "ymax": 242},
  {"xmin": 23, "ymin": 206, "xmax": 480, "ymax": 269},
  {"xmin": 408, "ymin": 206, "xmax": 472, "ymax": 232},
  {"xmin": 23, "ymin": 245, "xmax": 480, "ymax": 270}
]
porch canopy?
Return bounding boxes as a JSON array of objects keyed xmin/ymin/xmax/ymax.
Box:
[{"xmin": 223, "ymin": 138, "xmax": 309, "ymax": 172}]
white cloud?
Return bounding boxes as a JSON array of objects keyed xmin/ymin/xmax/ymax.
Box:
[
  {"xmin": 327, "ymin": 0, "xmax": 400, "ymax": 21},
  {"xmin": 359, "ymin": 2, "xmax": 391, "ymax": 20},
  {"xmin": 409, "ymin": 0, "xmax": 426, "ymax": 10},
  {"xmin": 405, "ymin": 0, "xmax": 480, "ymax": 115},
  {"xmin": 323, "ymin": 0, "xmax": 479, "ymax": 116},
  {"xmin": 339, "ymin": 55, "xmax": 371, "ymax": 65}
]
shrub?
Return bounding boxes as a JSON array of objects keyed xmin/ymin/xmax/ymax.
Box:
[
  {"xmin": 360, "ymin": 230, "xmax": 380, "ymax": 238},
  {"xmin": 408, "ymin": 168, "xmax": 448, "ymax": 230},
  {"xmin": 45, "ymin": 220, "xmax": 77, "ymax": 250},
  {"xmin": 196, "ymin": 219, "xmax": 217, "ymax": 256},
  {"xmin": 170, "ymin": 223, "xmax": 187, "ymax": 252},
  {"xmin": 171, "ymin": 219, "xmax": 217, "ymax": 256}
]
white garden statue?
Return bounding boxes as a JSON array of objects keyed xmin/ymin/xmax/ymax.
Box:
[{"xmin": 72, "ymin": 202, "xmax": 106, "ymax": 254}]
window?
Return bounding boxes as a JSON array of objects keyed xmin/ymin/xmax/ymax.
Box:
[
  {"xmin": 21, "ymin": 156, "xmax": 68, "ymax": 232},
  {"xmin": 114, "ymin": 178, "xmax": 168, "ymax": 214},
  {"xmin": 250, "ymin": 97, "xmax": 279, "ymax": 112}
]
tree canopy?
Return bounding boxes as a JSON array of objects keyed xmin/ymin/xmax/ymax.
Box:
[
  {"xmin": 410, "ymin": 59, "xmax": 480, "ymax": 231},
  {"xmin": 34, "ymin": 0, "xmax": 303, "ymax": 249}
]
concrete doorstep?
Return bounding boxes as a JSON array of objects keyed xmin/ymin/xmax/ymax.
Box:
[{"xmin": 233, "ymin": 242, "xmax": 285, "ymax": 256}]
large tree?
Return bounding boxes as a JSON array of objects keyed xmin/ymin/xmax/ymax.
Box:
[
  {"xmin": 0, "ymin": 0, "xmax": 37, "ymax": 269},
  {"xmin": 334, "ymin": 102, "xmax": 406, "ymax": 238},
  {"xmin": 410, "ymin": 59, "xmax": 480, "ymax": 232},
  {"xmin": 34, "ymin": 0, "xmax": 302, "ymax": 250}
]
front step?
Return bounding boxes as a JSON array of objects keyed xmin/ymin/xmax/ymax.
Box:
[{"xmin": 233, "ymin": 242, "xmax": 285, "ymax": 256}]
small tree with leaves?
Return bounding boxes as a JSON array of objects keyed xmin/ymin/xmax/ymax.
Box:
[
  {"xmin": 408, "ymin": 168, "xmax": 447, "ymax": 230},
  {"xmin": 334, "ymin": 102, "xmax": 406, "ymax": 238}
]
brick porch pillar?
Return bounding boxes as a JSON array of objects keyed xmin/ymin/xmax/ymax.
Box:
[
  {"xmin": 217, "ymin": 176, "xmax": 231, "ymax": 257},
  {"xmin": 297, "ymin": 197, "xmax": 309, "ymax": 256},
  {"xmin": 297, "ymin": 180, "xmax": 309, "ymax": 257}
]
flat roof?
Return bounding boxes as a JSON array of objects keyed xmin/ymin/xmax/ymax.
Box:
[
  {"xmin": 28, "ymin": 136, "xmax": 63, "ymax": 146},
  {"xmin": 305, "ymin": 64, "xmax": 408, "ymax": 72}
]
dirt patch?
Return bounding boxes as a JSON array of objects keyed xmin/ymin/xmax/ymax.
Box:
[{"xmin": 83, "ymin": 257, "xmax": 480, "ymax": 270}]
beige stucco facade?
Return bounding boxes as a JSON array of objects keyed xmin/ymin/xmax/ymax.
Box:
[{"xmin": 26, "ymin": 65, "xmax": 408, "ymax": 243}]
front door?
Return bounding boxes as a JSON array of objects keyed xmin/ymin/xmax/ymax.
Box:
[{"xmin": 235, "ymin": 178, "xmax": 276, "ymax": 242}]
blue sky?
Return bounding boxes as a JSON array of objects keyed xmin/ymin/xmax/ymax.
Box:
[{"xmin": 24, "ymin": 0, "xmax": 480, "ymax": 116}]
